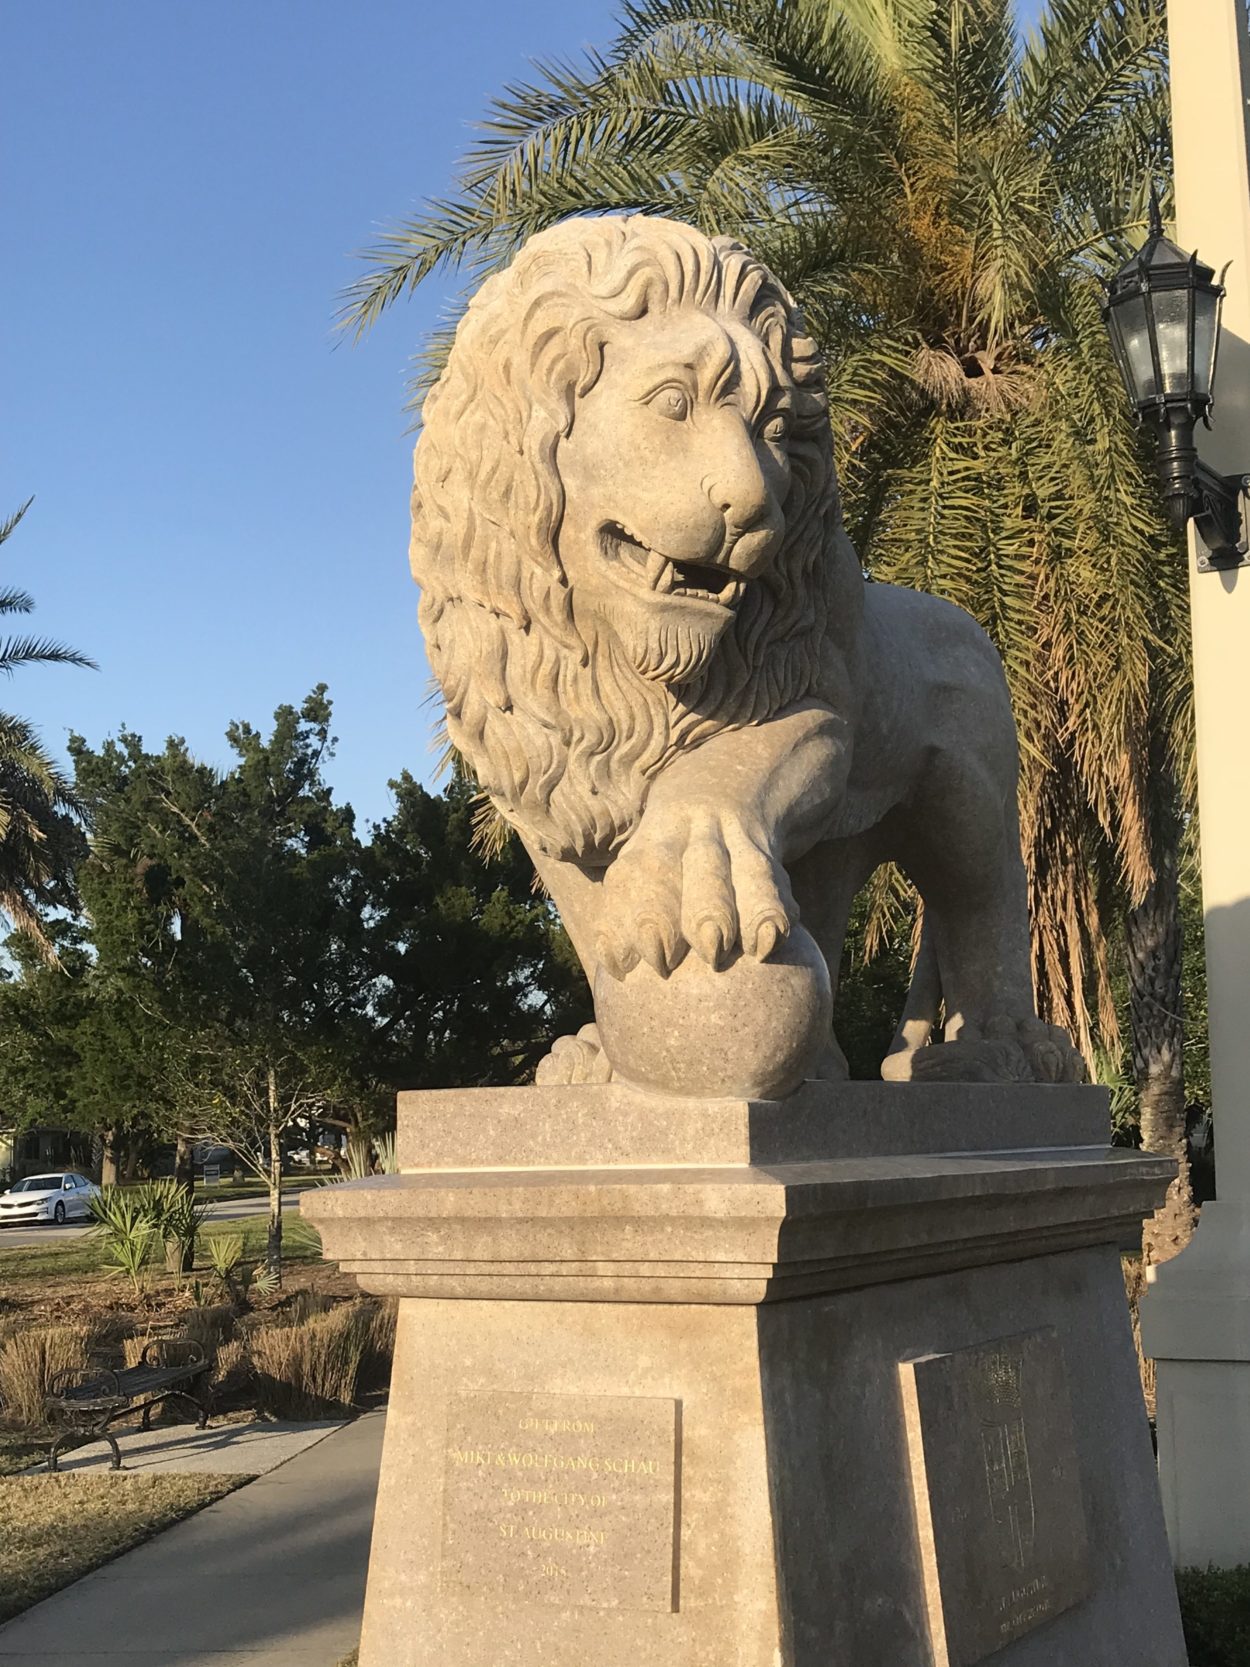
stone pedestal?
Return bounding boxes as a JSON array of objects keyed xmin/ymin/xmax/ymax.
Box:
[{"xmin": 303, "ymin": 1083, "xmax": 1187, "ymax": 1667}]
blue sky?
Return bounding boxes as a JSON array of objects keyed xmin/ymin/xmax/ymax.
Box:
[{"xmin": 5, "ymin": 0, "xmax": 1047, "ymax": 831}]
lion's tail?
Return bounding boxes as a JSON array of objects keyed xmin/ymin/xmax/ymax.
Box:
[{"xmin": 881, "ymin": 911, "xmax": 941, "ymax": 1080}]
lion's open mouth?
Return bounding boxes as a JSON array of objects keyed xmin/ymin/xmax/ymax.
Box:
[{"xmin": 600, "ymin": 524, "xmax": 746, "ymax": 608}]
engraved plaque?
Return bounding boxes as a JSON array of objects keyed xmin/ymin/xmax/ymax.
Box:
[
  {"xmin": 440, "ymin": 1391, "xmax": 680, "ymax": 1612},
  {"xmin": 899, "ymin": 1328, "xmax": 1091, "ymax": 1666}
]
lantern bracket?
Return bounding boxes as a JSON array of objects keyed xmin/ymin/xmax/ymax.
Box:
[{"xmin": 1191, "ymin": 457, "xmax": 1250, "ymax": 571}]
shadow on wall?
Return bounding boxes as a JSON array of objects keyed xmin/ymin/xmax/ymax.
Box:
[{"xmin": 1196, "ymin": 895, "xmax": 1250, "ymax": 1206}]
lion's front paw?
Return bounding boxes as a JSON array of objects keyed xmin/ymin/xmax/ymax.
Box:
[
  {"xmin": 596, "ymin": 801, "xmax": 797, "ymax": 980},
  {"xmin": 882, "ymin": 1015, "xmax": 1085, "ymax": 1085},
  {"xmin": 535, "ymin": 1024, "xmax": 615, "ymax": 1086}
]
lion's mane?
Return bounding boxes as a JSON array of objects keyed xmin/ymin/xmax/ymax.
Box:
[{"xmin": 410, "ymin": 215, "xmax": 864, "ymax": 864}]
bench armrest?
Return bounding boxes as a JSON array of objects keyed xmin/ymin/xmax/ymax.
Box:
[
  {"xmin": 140, "ymin": 1338, "xmax": 208, "ymax": 1373},
  {"xmin": 46, "ymin": 1366, "xmax": 123, "ymax": 1406}
]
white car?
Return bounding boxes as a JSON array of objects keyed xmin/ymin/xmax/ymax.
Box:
[{"xmin": 0, "ymin": 1171, "xmax": 101, "ymax": 1227}]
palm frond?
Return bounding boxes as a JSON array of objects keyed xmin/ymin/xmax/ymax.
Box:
[
  {"xmin": 0, "ymin": 499, "xmax": 34, "ymax": 549},
  {"xmin": 0, "ymin": 636, "xmax": 98, "ymax": 677}
]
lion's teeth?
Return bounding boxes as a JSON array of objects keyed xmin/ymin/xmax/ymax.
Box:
[
  {"xmin": 644, "ymin": 548, "xmax": 669, "ymax": 590},
  {"xmin": 655, "ymin": 561, "xmax": 676, "ymax": 593}
]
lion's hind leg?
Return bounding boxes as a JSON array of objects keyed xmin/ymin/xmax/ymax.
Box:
[
  {"xmin": 880, "ymin": 889, "xmax": 1085, "ymax": 1085},
  {"xmin": 884, "ymin": 780, "xmax": 1085, "ymax": 1084},
  {"xmin": 880, "ymin": 914, "xmax": 941, "ymax": 1080}
]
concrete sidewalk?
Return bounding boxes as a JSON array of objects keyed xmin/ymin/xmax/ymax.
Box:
[
  {"xmin": 37, "ymin": 1419, "xmax": 347, "ymax": 1477},
  {"xmin": 0, "ymin": 1410, "xmax": 384, "ymax": 1666}
]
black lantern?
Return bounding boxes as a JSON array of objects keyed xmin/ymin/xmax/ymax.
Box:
[{"xmin": 1104, "ymin": 196, "xmax": 1247, "ymax": 567}]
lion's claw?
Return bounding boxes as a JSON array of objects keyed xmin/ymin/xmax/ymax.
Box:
[
  {"xmin": 598, "ymin": 798, "xmax": 795, "ymax": 981},
  {"xmin": 638, "ymin": 918, "xmax": 674, "ymax": 976},
  {"xmin": 882, "ymin": 1013, "xmax": 1085, "ymax": 1085},
  {"xmin": 694, "ymin": 917, "xmax": 730, "ymax": 969},
  {"xmin": 745, "ymin": 910, "xmax": 789, "ymax": 961},
  {"xmin": 536, "ymin": 1024, "xmax": 614, "ymax": 1085}
]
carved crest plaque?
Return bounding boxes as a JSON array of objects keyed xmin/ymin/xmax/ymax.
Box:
[{"xmin": 900, "ymin": 1328, "xmax": 1091, "ymax": 1665}]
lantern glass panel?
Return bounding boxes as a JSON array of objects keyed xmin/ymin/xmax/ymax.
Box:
[
  {"xmin": 1110, "ymin": 293, "xmax": 1157, "ymax": 405},
  {"xmin": 1193, "ymin": 287, "xmax": 1221, "ymax": 401},
  {"xmin": 1151, "ymin": 288, "xmax": 1193, "ymax": 396}
]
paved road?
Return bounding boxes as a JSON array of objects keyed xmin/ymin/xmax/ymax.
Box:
[{"xmin": 0, "ymin": 1189, "xmax": 315, "ymax": 1251}]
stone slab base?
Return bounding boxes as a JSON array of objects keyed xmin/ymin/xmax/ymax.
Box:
[{"xmin": 302, "ymin": 1082, "xmax": 1186, "ymax": 1666}]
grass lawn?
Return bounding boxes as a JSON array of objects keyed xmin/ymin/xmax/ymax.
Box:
[
  {"xmin": 0, "ymin": 1213, "xmax": 325, "ymax": 1286},
  {"xmin": 194, "ymin": 1179, "xmax": 321, "ymax": 1204},
  {"xmin": 0, "ymin": 1472, "xmax": 245, "ymax": 1622},
  {"xmin": 0, "ymin": 1431, "xmax": 50, "ymax": 1477}
]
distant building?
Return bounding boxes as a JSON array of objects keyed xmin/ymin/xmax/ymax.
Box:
[{"xmin": 0, "ymin": 1126, "xmax": 92, "ymax": 1184}]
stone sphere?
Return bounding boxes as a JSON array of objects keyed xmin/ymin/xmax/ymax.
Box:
[{"xmin": 593, "ymin": 925, "xmax": 833, "ymax": 1101}]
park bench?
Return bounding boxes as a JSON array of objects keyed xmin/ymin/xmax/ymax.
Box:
[{"xmin": 43, "ymin": 1336, "xmax": 213, "ymax": 1472}]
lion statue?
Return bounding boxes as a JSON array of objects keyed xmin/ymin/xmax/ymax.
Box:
[{"xmin": 410, "ymin": 215, "xmax": 1082, "ymax": 1094}]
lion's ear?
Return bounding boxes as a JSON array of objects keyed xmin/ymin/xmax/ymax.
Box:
[
  {"xmin": 524, "ymin": 319, "xmax": 604, "ymax": 437},
  {"xmin": 523, "ymin": 331, "xmax": 578, "ymax": 436}
]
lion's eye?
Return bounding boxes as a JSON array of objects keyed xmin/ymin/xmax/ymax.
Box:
[
  {"xmin": 649, "ymin": 387, "xmax": 691, "ymax": 421},
  {"xmin": 761, "ymin": 412, "xmax": 791, "ymax": 443}
]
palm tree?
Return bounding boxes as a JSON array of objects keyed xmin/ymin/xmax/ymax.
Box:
[
  {"xmin": 343, "ymin": 0, "xmax": 1195, "ymax": 1248},
  {"xmin": 0, "ymin": 500, "xmax": 95, "ymax": 959}
]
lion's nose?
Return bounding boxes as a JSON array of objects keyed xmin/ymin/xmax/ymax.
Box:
[
  {"xmin": 704, "ymin": 425, "xmax": 775, "ymax": 542},
  {"xmin": 707, "ymin": 466, "xmax": 771, "ymax": 536}
]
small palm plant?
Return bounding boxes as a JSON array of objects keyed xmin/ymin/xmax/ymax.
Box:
[
  {"xmin": 134, "ymin": 1179, "xmax": 210, "ymax": 1274},
  {"xmin": 88, "ymin": 1188, "xmax": 156, "ymax": 1300},
  {"xmin": 205, "ymin": 1232, "xmax": 245, "ymax": 1284},
  {"xmin": 205, "ymin": 1231, "xmax": 279, "ymax": 1308},
  {"xmin": 0, "ymin": 498, "xmax": 95, "ymax": 960},
  {"xmin": 337, "ymin": 1131, "xmax": 399, "ymax": 1180}
]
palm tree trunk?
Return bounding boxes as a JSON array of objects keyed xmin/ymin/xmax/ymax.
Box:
[
  {"xmin": 1126, "ymin": 834, "xmax": 1196, "ymax": 1264},
  {"xmin": 100, "ymin": 1129, "xmax": 120, "ymax": 1188}
]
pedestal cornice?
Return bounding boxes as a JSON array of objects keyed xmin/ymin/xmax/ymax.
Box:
[{"xmin": 302, "ymin": 1084, "xmax": 1171, "ymax": 1305}]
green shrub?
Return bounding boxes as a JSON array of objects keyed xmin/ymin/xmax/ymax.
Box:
[
  {"xmin": 1177, "ymin": 1565, "xmax": 1250, "ymax": 1667},
  {"xmin": 204, "ymin": 1232, "xmax": 278, "ymax": 1307}
]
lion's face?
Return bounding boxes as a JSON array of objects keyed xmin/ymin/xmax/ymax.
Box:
[
  {"xmin": 556, "ymin": 308, "xmax": 794, "ymax": 687},
  {"xmin": 412, "ymin": 215, "xmax": 859, "ymax": 863}
]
